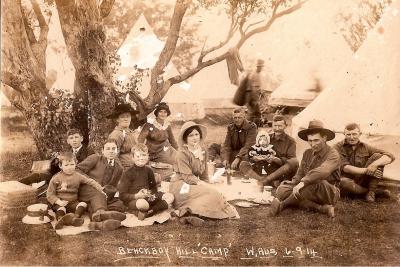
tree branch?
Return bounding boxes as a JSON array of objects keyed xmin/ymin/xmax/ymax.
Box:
[
  {"xmin": 237, "ymin": 0, "xmax": 307, "ymax": 48},
  {"xmin": 151, "ymin": 0, "xmax": 190, "ymax": 77},
  {"xmin": 1, "ymin": 83, "xmax": 25, "ymax": 110},
  {"xmin": 147, "ymin": 0, "xmax": 190, "ymax": 106},
  {"xmin": 198, "ymin": 9, "xmax": 239, "ymax": 63},
  {"xmin": 1, "ymin": 71, "xmax": 25, "ymax": 94},
  {"xmin": 30, "ymin": 0, "xmax": 49, "ymax": 43},
  {"xmin": 99, "ymin": 0, "xmax": 115, "ymax": 18},
  {"xmin": 21, "ymin": 4, "xmax": 37, "ymax": 44},
  {"xmin": 244, "ymin": 19, "xmax": 264, "ymax": 33}
]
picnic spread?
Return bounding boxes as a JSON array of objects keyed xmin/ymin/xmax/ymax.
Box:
[{"xmin": 1, "ymin": 168, "xmax": 271, "ymax": 236}]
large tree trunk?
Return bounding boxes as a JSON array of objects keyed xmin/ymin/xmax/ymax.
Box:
[{"xmin": 1, "ymin": 0, "xmax": 71, "ymax": 158}]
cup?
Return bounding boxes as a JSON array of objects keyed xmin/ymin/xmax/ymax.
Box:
[
  {"xmin": 263, "ymin": 185, "xmax": 273, "ymax": 198},
  {"xmin": 207, "ymin": 162, "xmax": 216, "ymax": 178}
]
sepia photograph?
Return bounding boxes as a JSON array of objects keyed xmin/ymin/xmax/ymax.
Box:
[{"xmin": 1, "ymin": 0, "xmax": 399, "ymax": 265}]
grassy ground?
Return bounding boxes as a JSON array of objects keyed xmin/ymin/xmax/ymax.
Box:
[{"xmin": 1, "ymin": 121, "xmax": 400, "ymax": 265}]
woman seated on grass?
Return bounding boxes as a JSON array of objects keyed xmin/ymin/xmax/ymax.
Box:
[{"xmin": 169, "ymin": 121, "xmax": 238, "ymax": 226}]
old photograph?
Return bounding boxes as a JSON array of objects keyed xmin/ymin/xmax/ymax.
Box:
[{"xmin": 1, "ymin": 0, "xmax": 399, "ymax": 265}]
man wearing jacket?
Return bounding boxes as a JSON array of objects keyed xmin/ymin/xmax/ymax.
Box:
[
  {"xmin": 334, "ymin": 123, "xmax": 395, "ymax": 202},
  {"xmin": 221, "ymin": 108, "xmax": 257, "ymax": 170},
  {"xmin": 270, "ymin": 120, "xmax": 341, "ymax": 218}
]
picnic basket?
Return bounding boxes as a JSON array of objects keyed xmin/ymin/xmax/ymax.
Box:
[{"xmin": 0, "ymin": 181, "xmax": 37, "ymax": 209}]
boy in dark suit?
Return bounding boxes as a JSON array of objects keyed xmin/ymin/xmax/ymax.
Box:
[{"xmin": 77, "ymin": 139, "xmax": 125, "ymax": 212}]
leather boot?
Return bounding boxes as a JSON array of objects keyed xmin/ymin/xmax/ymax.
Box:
[
  {"xmin": 88, "ymin": 219, "xmax": 121, "ymax": 231},
  {"xmin": 92, "ymin": 210, "xmax": 126, "ymax": 222},
  {"xmin": 261, "ymin": 164, "xmax": 291, "ymax": 186},
  {"xmin": 179, "ymin": 216, "xmax": 204, "ymax": 226},
  {"xmin": 55, "ymin": 213, "xmax": 77, "ymax": 229},
  {"xmin": 299, "ymin": 199, "xmax": 335, "ymax": 218}
]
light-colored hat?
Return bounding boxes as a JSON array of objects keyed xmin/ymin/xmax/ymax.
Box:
[
  {"xmin": 298, "ymin": 120, "xmax": 335, "ymax": 141},
  {"xmin": 256, "ymin": 129, "xmax": 270, "ymax": 146},
  {"xmin": 22, "ymin": 203, "xmax": 52, "ymax": 224},
  {"xmin": 256, "ymin": 59, "xmax": 265, "ymax": 67},
  {"xmin": 178, "ymin": 121, "xmax": 207, "ymax": 147}
]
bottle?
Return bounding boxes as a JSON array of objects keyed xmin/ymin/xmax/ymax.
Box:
[{"xmin": 226, "ymin": 166, "xmax": 232, "ymax": 185}]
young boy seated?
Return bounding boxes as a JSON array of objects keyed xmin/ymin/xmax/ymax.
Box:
[
  {"xmin": 47, "ymin": 152, "xmax": 105, "ymax": 229},
  {"xmin": 118, "ymin": 144, "xmax": 174, "ymax": 220},
  {"xmin": 77, "ymin": 139, "xmax": 125, "ymax": 212},
  {"xmin": 20, "ymin": 128, "xmax": 94, "ymax": 186}
]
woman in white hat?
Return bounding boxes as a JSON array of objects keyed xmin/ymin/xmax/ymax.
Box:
[{"xmin": 169, "ymin": 121, "xmax": 238, "ymax": 226}]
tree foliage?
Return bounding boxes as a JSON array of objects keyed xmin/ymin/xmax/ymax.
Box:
[{"xmin": 1, "ymin": 0, "xmax": 306, "ymax": 157}]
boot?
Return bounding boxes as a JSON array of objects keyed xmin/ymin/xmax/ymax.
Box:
[
  {"xmin": 179, "ymin": 216, "xmax": 204, "ymax": 226},
  {"xmin": 92, "ymin": 210, "xmax": 126, "ymax": 222},
  {"xmin": 137, "ymin": 209, "xmax": 154, "ymax": 221},
  {"xmin": 269, "ymin": 198, "xmax": 283, "ymax": 216},
  {"xmin": 375, "ymin": 188, "xmax": 393, "ymax": 199},
  {"xmin": 88, "ymin": 219, "xmax": 121, "ymax": 231},
  {"xmin": 365, "ymin": 191, "xmax": 376, "ymax": 202},
  {"xmin": 299, "ymin": 200, "xmax": 335, "ymax": 218},
  {"xmin": 55, "ymin": 213, "xmax": 75, "ymax": 229},
  {"xmin": 261, "ymin": 164, "xmax": 291, "ymax": 186}
]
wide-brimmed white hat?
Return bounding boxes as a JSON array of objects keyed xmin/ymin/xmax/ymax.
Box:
[
  {"xmin": 22, "ymin": 203, "xmax": 52, "ymax": 224},
  {"xmin": 178, "ymin": 121, "xmax": 207, "ymax": 147}
]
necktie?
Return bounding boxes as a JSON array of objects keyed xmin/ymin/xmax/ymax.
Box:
[{"xmin": 108, "ymin": 160, "xmax": 114, "ymax": 167}]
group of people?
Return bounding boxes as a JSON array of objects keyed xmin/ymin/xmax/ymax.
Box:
[
  {"xmin": 20, "ymin": 101, "xmax": 396, "ymax": 231},
  {"xmin": 209, "ymin": 108, "xmax": 395, "ymax": 217}
]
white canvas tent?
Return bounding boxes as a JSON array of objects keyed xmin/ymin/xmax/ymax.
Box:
[
  {"xmin": 116, "ymin": 15, "xmax": 204, "ymax": 121},
  {"xmin": 46, "ymin": 7, "xmax": 75, "ymax": 93},
  {"xmin": 292, "ymin": 1, "xmax": 400, "ymax": 180},
  {"xmin": 263, "ymin": 0, "xmax": 354, "ymax": 107},
  {"xmin": 188, "ymin": 61, "xmax": 238, "ymax": 111}
]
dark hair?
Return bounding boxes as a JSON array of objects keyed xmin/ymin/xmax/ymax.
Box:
[
  {"xmin": 182, "ymin": 126, "xmax": 202, "ymax": 143},
  {"xmin": 67, "ymin": 128, "xmax": 82, "ymax": 137},
  {"xmin": 154, "ymin": 102, "xmax": 171, "ymax": 117},
  {"xmin": 103, "ymin": 138, "xmax": 118, "ymax": 148},
  {"xmin": 58, "ymin": 152, "xmax": 76, "ymax": 165},
  {"xmin": 272, "ymin": 115, "xmax": 287, "ymax": 125},
  {"xmin": 345, "ymin": 123, "xmax": 360, "ymax": 131}
]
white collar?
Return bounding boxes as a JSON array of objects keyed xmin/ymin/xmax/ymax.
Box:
[
  {"xmin": 73, "ymin": 145, "xmax": 82, "ymax": 153},
  {"xmin": 107, "ymin": 159, "xmax": 114, "ymax": 166},
  {"xmin": 152, "ymin": 119, "xmax": 170, "ymax": 130},
  {"xmin": 185, "ymin": 144, "xmax": 205, "ymax": 161}
]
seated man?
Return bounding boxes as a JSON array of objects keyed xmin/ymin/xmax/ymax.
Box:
[
  {"xmin": 270, "ymin": 120, "xmax": 340, "ymax": 218},
  {"xmin": 239, "ymin": 115, "xmax": 298, "ymax": 187},
  {"xmin": 221, "ymin": 108, "xmax": 257, "ymax": 170},
  {"xmin": 77, "ymin": 139, "xmax": 126, "ymax": 212},
  {"xmin": 334, "ymin": 123, "xmax": 395, "ymax": 202}
]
